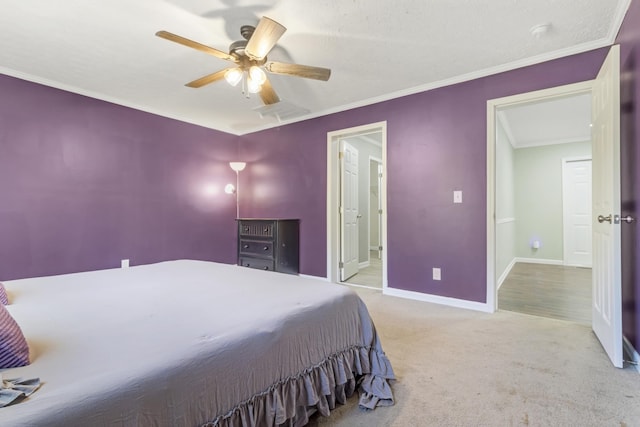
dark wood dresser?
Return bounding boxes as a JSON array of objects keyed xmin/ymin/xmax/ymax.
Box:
[{"xmin": 236, "ymin": 219, "xmax": 299, "ymax": 274}]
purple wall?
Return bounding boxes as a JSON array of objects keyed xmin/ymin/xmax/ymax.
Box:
[
  {"xmin": 0, "ymin": 74, "xmax": 240, "ymax": 280},
  {"xmin": 2, "ymin": 7, "xmax": 636, "ymax": 348},
  {"xmin": 240, "ymin": 49, "xmax": 608, "ymax": 302},
  {"xmin": 617, "ymin": 0, "xmax": 640, "ymax": 352}
]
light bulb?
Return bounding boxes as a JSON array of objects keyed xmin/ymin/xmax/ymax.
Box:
[
  {"xmin": 247, "ymin": 75, "xmax": 262, "ymax": 93},
  {"xmin": 224, "ymin": 68, "xmax": 243, "ymax": 87},
  {"xmin": 249, "ymin": 66, "xmax": 267, "ymax": 85}
]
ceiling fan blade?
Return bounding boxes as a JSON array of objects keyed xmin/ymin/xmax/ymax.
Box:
[
  {"xmin": 259, "ymin": 78, "xmax": 281, "ymax": 105},
  {"xmin": 265, "ymin": 61, "xmax": 331, "ymax": 81},
  {"xmin": 185, "ymin": 69, "xmax": 230, "ymax": 88},
  {"xmin": 245, "ymin": 17, "xmax": 286, "ymax": 60},
  {"xmin": 156, "ymin": 31, "xmax": 237, "ymax": 63}
]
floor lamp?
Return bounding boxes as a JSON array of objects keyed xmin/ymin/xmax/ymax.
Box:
[{"xmin": 225, "ymin": 162, "xmax": 246, "ymax": 218}]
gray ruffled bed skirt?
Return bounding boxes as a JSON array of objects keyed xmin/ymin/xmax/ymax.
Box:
[{"xmin": 204, "ymin": 344, "xmax": 395, "ymax": 427}]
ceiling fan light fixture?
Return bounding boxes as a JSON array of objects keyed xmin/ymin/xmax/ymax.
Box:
[
  {"xmin": 156, "ymin": 16, "xmax": 330, "ymax": 106},
  {"xmin": 249, "ymin": 65, "xmax": 267, "ymax": 85},
  {"xmin": 224, "ymin": 68, "xmax": 243, "ymax": 86},
  {"xmin": 247, "ymin": 75, "xmax": 263, "ymax": 93}
]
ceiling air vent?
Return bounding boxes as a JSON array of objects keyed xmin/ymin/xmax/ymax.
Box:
[{"xmin": 253, "ymin": 100, "xmax": 310, "ymax": 122}]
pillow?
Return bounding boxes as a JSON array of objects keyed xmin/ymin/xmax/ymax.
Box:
[
  {"xmin": 0, "ymin": 283, "xmax": 8, "ymax": 305},
  {"xmin": 0, "ymin": 303, "xmax": 30, "ymax": 368}
]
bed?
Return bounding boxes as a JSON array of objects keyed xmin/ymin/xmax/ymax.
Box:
[{"xmin": 1, "ymin": 260, "xmax": 394, "ymax": 426}]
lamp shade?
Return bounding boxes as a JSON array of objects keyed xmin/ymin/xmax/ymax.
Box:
[
  {"xmin": 229, "ymin": 162, "xmax": 246, "ymax": 172},
  {"xmin": 224, "ymin": 68, "xmax": 243, "ymax": 87},
  {"xmin": 249, "ymin": 66, "xmax": 267, "ymax": 85},
  {"xmin": 247, "ymin": 76, "xmax": 262, "ymax": 94}
]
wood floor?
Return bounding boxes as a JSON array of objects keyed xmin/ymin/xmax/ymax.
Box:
[
  {"xmin": 343, "ymin": 251, "xmax": 382, "ymax": 288},
  {"xmin": 498, "ymin": 262, "xmax": 592, "ymax": 325}
]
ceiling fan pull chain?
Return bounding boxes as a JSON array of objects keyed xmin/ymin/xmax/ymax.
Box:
[{"xmin": 242, "ymin": 71, "xmax": 249, "ymax": 98}]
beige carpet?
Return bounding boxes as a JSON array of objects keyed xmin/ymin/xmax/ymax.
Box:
[{"xmin": 309, "ymin": 288, "xmax": 640, "ymax": 426}]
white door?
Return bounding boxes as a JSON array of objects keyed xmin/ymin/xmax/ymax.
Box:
[
  {"xmin": 563, "ymin": 159, "xmax": 592, "ymax": 267},
  {"xmin": 592, "ymin": 45, "xmax": 622, "ymax": 368},
  {"xmin": 340, "ymin": 141, "xmax": 359, "ymax": 280}
]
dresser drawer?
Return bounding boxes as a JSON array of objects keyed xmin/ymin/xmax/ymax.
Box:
[
  {"xmin": 239, "ymin": 220, "xmax": 274, "ymax": 238},
  {"xmin": 238, "ymin": 257, "xmax": 274, "ymax": 271},
  {"xmin": 239, "ymin": 239, "xmax": 274, "ymax": 257},
  {"xmin": 236, "ymin": 219, "xmax": 299, "ymax": 275}
]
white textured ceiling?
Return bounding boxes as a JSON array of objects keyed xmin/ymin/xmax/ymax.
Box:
[
  {"xmin": 498, "ymin": 93, "xmax": 592, "ymax": 148},
  {"xmin": 0, "ymin": 0, "xmax": 630, "ymax": 135}
]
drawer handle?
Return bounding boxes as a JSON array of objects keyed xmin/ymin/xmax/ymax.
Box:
[
  {"xmin": 245, "ymin": 263, "xmax": 250, "ymax": 267},
  {"xmin": 264, "ymin": 228, "xmax": 269, "ymax": 232},
  {"xmin": 263, "ymin": 266, "xmax": 269, "ymax": 270},
  {"xmin": 263, "ymin": 246, "xmax": 269, "ymax": 251},
  {"xmin": 243, "ymin": 244, "xmax": 250, "ymax": 249}
]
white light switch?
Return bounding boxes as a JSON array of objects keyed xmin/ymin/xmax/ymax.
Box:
[
  {"xmin": 453, "ymin": 191, "xmax": 463, "ymax": 204},
  {"xmin": 433, "ymin": 268, "xmax": 441, "ymax": 281}
]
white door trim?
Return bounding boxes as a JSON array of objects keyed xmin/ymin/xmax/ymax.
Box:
[
  {"xmin": 369, "ymin": 156, "xmax": 383, "ymax": 258},
  {"xmin": 486, "ymin": 80, "xmax": 594, "ymax": 312},
  {"xmin": 562, "ymin": 156, "xmax": 593, "ymax": 267},
  {"xmin": 327, "ymin": 121, "xmax": 388, "ymax": 288}
]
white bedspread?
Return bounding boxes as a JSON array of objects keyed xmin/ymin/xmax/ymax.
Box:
[{"xmin": 1, "ymin": 260, "xmax": 394, "ymax": 426}]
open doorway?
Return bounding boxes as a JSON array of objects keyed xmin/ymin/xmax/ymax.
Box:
[
  {"xmin": 488, "ymin": 46, "xmax": 623, "ymax": 368},
  {"xmin": 326, "ymin": 122, "xmax": 387, "ymax": 290},
  {"xmin": 494, "ymin": 93, "xmax": 593, "ymax": 324},
  {"xmin": 341, "ymin": 152, "xmax": 384, "ymax": 287}
]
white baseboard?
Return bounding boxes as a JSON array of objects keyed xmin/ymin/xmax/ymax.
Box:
[
  {"xmin": 299, "ymin": 274, "xmax": 330, "ymax": 282},
  {"xmin": 369, "ymin": 246, "xmax": 379, "ymax": 251},
  {"xmin": 497, "ymin": 258, "xmax": 517, "ymax": 290},
  {"xmin": 496, "ymin": 217, "xmax": 515, "ymax": 225},
  {"xmin": 383, "ymin": 287, "xmax": 492, "ymax": 313},
  {"xmin": 343, "ymin": 282, "xmax": 382, "ymax": 291},
  {"xmin": 623, "ymin": 336, "xmax": 640, "ymax": 373},
  {"xmin": 497, "ymin": 257, "xmax": 573, "ymax": 290},
  {"xmin": 564, "ymin": 262, "xmax": 593, "ymax": 268},
  {"xmin": 515, "ymin": 257, "xmax": 564, "ymax": 266},
  {"xmin": 359, "ymin": 261, "xmax": 370, "ymax": 269}
]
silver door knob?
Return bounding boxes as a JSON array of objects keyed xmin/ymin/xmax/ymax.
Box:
[
  {"xmin": 619, "ymin": 215, "xmax": 636, "ymax": 224},
  {"xmin": 598, "ymin": 214, "xmax": 612, "ymax": 223}
]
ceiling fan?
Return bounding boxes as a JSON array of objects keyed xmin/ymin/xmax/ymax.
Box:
[{"xmin": 156, "ymin": 17, "xmax": 331, "ymax": 105}]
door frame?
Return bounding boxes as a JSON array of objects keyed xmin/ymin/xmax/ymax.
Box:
[
  {"xmin": 486, "ymin": 80, "xmax": 594, "ymax": 312},
  {"xmin": 369, "ymin": 155, "xmax": 383, "ymax": 259},
  {"xmin": 327, "ymin": 121, "xmax": 387, "ymax": 288},
  {"xmin": 562, "ymin": 156, "xmax": 593, "ymax": 267}
]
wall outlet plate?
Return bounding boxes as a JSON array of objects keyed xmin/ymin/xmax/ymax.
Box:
[
  {"xmin": 433, "ymin": 267, "xmax": 441, "ymax": 280},
  {"xmin": 121, "ymin": 259, "xmax": 130, "ymax": 268},
  {"xmin": 453, "ymin": 191, "xmax": 463, "ymax": 204}
]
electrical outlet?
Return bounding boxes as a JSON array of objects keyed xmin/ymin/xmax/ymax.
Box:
[
  {"xmin": 433, "ymin": 267, "xmax": 441, "ymax": 281},
  {"xmin": 121, "ymin": 259, "xmax": 130, "ymax": 269},
  {"xmin": 453, "ymin": 191, "xmax": 463, "ymax": 204}
]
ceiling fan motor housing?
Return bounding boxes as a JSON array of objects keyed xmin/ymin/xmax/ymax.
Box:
[
  {"xmin": 229, "ymin": 40, "xmax": 248, "ymax": 57},
  {"xmin": 240, "ymin": 25, "xmax": 256, "ymax": 40}
]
